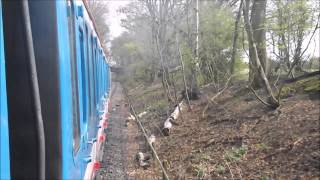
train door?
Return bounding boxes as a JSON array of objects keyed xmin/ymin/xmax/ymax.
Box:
[
  {"xmin": 56, "ymin": 0, "xmax": 82, "ymax": 178},
  {"xmin": 3, "ymin": 1, "xmax": 63, "ymax": 179}
]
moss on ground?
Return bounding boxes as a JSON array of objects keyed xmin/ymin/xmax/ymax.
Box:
[
  {"xmin": 280, "ymin": 76, "xmax": 320, "ymax": 98},
  {"xmin": 301, "ymin": 76, "xmax": 320, "ymax": 92}
]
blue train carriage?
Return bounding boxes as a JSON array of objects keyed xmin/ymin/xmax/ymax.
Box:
[
  {"xmin": 0, "ymin": 0, "xmax": 10, "ymax": 179},
  {"xmin": 1, "ymin": 0, "xmax": 110, "ymax": 179},
  {"xmin": 57, "ymin": 1, "xmax": 111, "ymax": 179}
]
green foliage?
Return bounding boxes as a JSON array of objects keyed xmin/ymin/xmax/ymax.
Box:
[
  {"xmin": 215, "ymin": 164, "xmax": 226, "ymax": 174},
  {"xmin": 193, "ymin": 164, "xmax": 206, "ymax": 179},
  {"xmin": 201, "ymin": 5, "xmax": 234, "ymax": 48},
  {"xmin": 280, "ymin": 86, "xmax": 297, "ymax": 98},
  {"xmin": 124, "ymin": 42, "xmax": 139, "ymax": 53},
  {"xmin": 304, "ymin": 82, "xmax": 320, "ymax": 92},
  {"xmin": 193, "ymin": 153, "xmax": 211, "ymax": 162},
  {"xmin": 111, "ymin": 32, "xmax": 157, "ymax": 89},
  {"xmin": 255, "ymin": 143, "xmax": 271, "ymax": 152},
  {"xmin": 234, "ymin": 58, "xmax": 248, "ymax": 72},
  {"xmin": 224, "ymin": 146, "xmax": 247, "ymax": 162},
  {"xmin": 279, "ymin": 76, "xmax": 320, "ymax": 98},
  {"xmin": 260, "ymin": 175, "xmax": 270, "ymax": 180},
  {"xmin": 270, "ymin": 0, "xmax": 313, "ymax": 34},
  {"xmin": 181, "ymin": 43, "xmax": 195, "ymax": 73},
  {"xmin": 268, "ymin": 0, "xmax": 317, "ymax": 70},
  {"xmin": 197, "ymin": 73, "xmax": 207, "ymax": 87},
  {"xmin": 234, "ymin": 59, "xmax": 249, "ymax": 80},
  {"xmin": 112, "ymin": 0, "xmax": 318, "ymax": 96},
  {"xmin": 301, "ymin": 76, "xmax": 320, "ymax": 92},
  {"xmin": 198, "ymin": 3, "xmax": 240, "ymax": 84},
  {"xmin": 153, "ymin": 98, "xmax": 167, "ymax": 111}
]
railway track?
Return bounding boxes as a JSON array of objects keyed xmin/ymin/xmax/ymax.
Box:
[{"xmin": 96, "ymin": 83, "xmax": 130, "ymax": 180}]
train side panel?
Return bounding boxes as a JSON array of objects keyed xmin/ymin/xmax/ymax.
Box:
[
  {"xmin": 56, "ymin": 1, "xmax": 79, "ymax": 178},
  {"xmin": 57, "ymin": 1, "xmax": 111, "ymax": 179},
  {"xmin": 0, "ymin": 0, "xmax": 10, "ymax": 179},
  {"xmin": 1, "ymin": 1, "xmax": 110, "ymax": 179}
]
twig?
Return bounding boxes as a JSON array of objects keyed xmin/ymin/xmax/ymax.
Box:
[
  {"xmin": 153, "ymin": 122, "xmax": 165, "ymax": 137},
  {"xmin": 202, "ymin": 76, "xmax": 233, "ymax": 118},
  {"xmin": 124, "ymin": 89, "xmax": 170, "ymax": 180},
  {"xmin": 273, "ymin": 67, "xmax": 282, "ymax": 91},
  {"xmin": 248, "ymin": 86, "xmax": 272, "ymax": 107},
  {"xmin": 224, "ymin": 160, "xmax": 235, "ymax": 180},
  {"xmin": 232, "ymin": 161, "xmax": 243, "ymax": 180}
]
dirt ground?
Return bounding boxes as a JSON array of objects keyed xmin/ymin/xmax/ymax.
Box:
[
  {"xmin": 127, "ymin": 76, "xmax": 320, "ymax": 179},
  {"xmin": 158, "ymin": 90, "xmax": 319, "ymax": 179},
  {"xmin": 96, "ymin": 75, "xmax": 319, "ymax": 179}
]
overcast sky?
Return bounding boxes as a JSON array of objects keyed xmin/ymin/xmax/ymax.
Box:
[{"xmin": 105, "ymin": 0, "xmax": 131, "ymax": 40}]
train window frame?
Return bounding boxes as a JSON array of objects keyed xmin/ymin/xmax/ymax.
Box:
[
  {"xmin": 85, "ymin": 26, "xmax": 92, "ymax": 120},
  {"xmin": 90, "ymin": 34, "xmax": 96, "ymax": 107},
  {"xmin": 79, "ymin": 28, "xmax": 87, "ymax": 124},
  {"xmin": 67, "ymin": 0, "xmax": 81, "ymax": 154}
]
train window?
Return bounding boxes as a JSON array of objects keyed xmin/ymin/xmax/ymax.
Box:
[
  {"xmin": 85, "ymin": 25, "xmax": 91, "ymax": 117},
  {"xmin": 90, "ymin": 35, "xmax": 96, "ymax": 106},
  {"xmin": 79, "ymin": 29, "xmax": 87, "ymax": 124},
  {"xmin": 67, "ymin": 0, "xmax": 80, "ymax": 153}
]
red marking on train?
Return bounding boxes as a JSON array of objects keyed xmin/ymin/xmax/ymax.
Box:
[
  {"xmin": 90, "ymin": 161, "xmax": 101, "ymax": 180},
  {"xmin": 93, "ymin": 162, "xmax": 101, "ymax": 170},
  {"xmin": 103, "ymin": 121, "xmax": 108, "ymax": 128},
  {"xmin": 98, "ymin": 135, "xmax": 105, "ymax": 142}
]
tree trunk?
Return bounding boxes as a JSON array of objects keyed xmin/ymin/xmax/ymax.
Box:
[
  {"xmin": 230, "ymin": 0, "xmax": 244, "ymax": 75},
  {"xmin": 190, "ymin": 69, "xmax": 200, "ymax": 100},
  {"xmin": 176, "ymin": 35, "xmax": 191, "ymax": 110},
  {"xmin": 185, "ymin": 0, "xmax": 200, "ymax": 100},
  {"xmin": 248, "ymin": 0, "xmax": 268, "ymax": 88},
  {"xmin": 243, "ymin": 0, "xmax": 279, "ymax": 108}
]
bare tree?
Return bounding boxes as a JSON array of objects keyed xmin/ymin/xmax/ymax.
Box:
[
  {"xmin": 87, "ymin": 0, "xmax": 109, "ymax": 45},
  {"xmin": 271, "ymin": 0, "xmax": 319, "ymax": 77},
  {"xmin": 142, "ymin": 0, "xmax": 174, "ymax": 102},
  {"xmin": 248, "ymin": 0, "xmax": 268, "ymax": 88},
  {"xmin": 243, "ymin": 0, "xmax": 279, "ymax": 108},
  {"xmin": 176, "ymin": 35, "xmax": 191, "ymax": 111},
  {"xmin": 230, "ymin": 0, "xmax": 244, "ymax": 75}
]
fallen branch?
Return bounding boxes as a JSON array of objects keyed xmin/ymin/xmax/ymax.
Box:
[
  {"xmin": 282, "ymin": 70, "xmax": 320, "ymax": 84},
  {"xmin": 202, "ymin": 76, "xmax": 232, "ymax": 118},
  {"xmin": 224, "ymin": 160, "xmax": 235, "ymax": 180},
  {"xmin": 124, "ymin": 90, "xmax": 170, "ymax": 180},
  {"xmin": 129, "ymin": 83, "xmax": 144, "ymax": 94},
  {"xmin": 162, "ymin": 101, "xmax": 184, "ymax": 136}
]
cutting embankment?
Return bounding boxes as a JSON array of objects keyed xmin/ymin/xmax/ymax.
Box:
[{"xmin": 126, "ymin": 74, "xmax": 320, "ymax": 179}]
